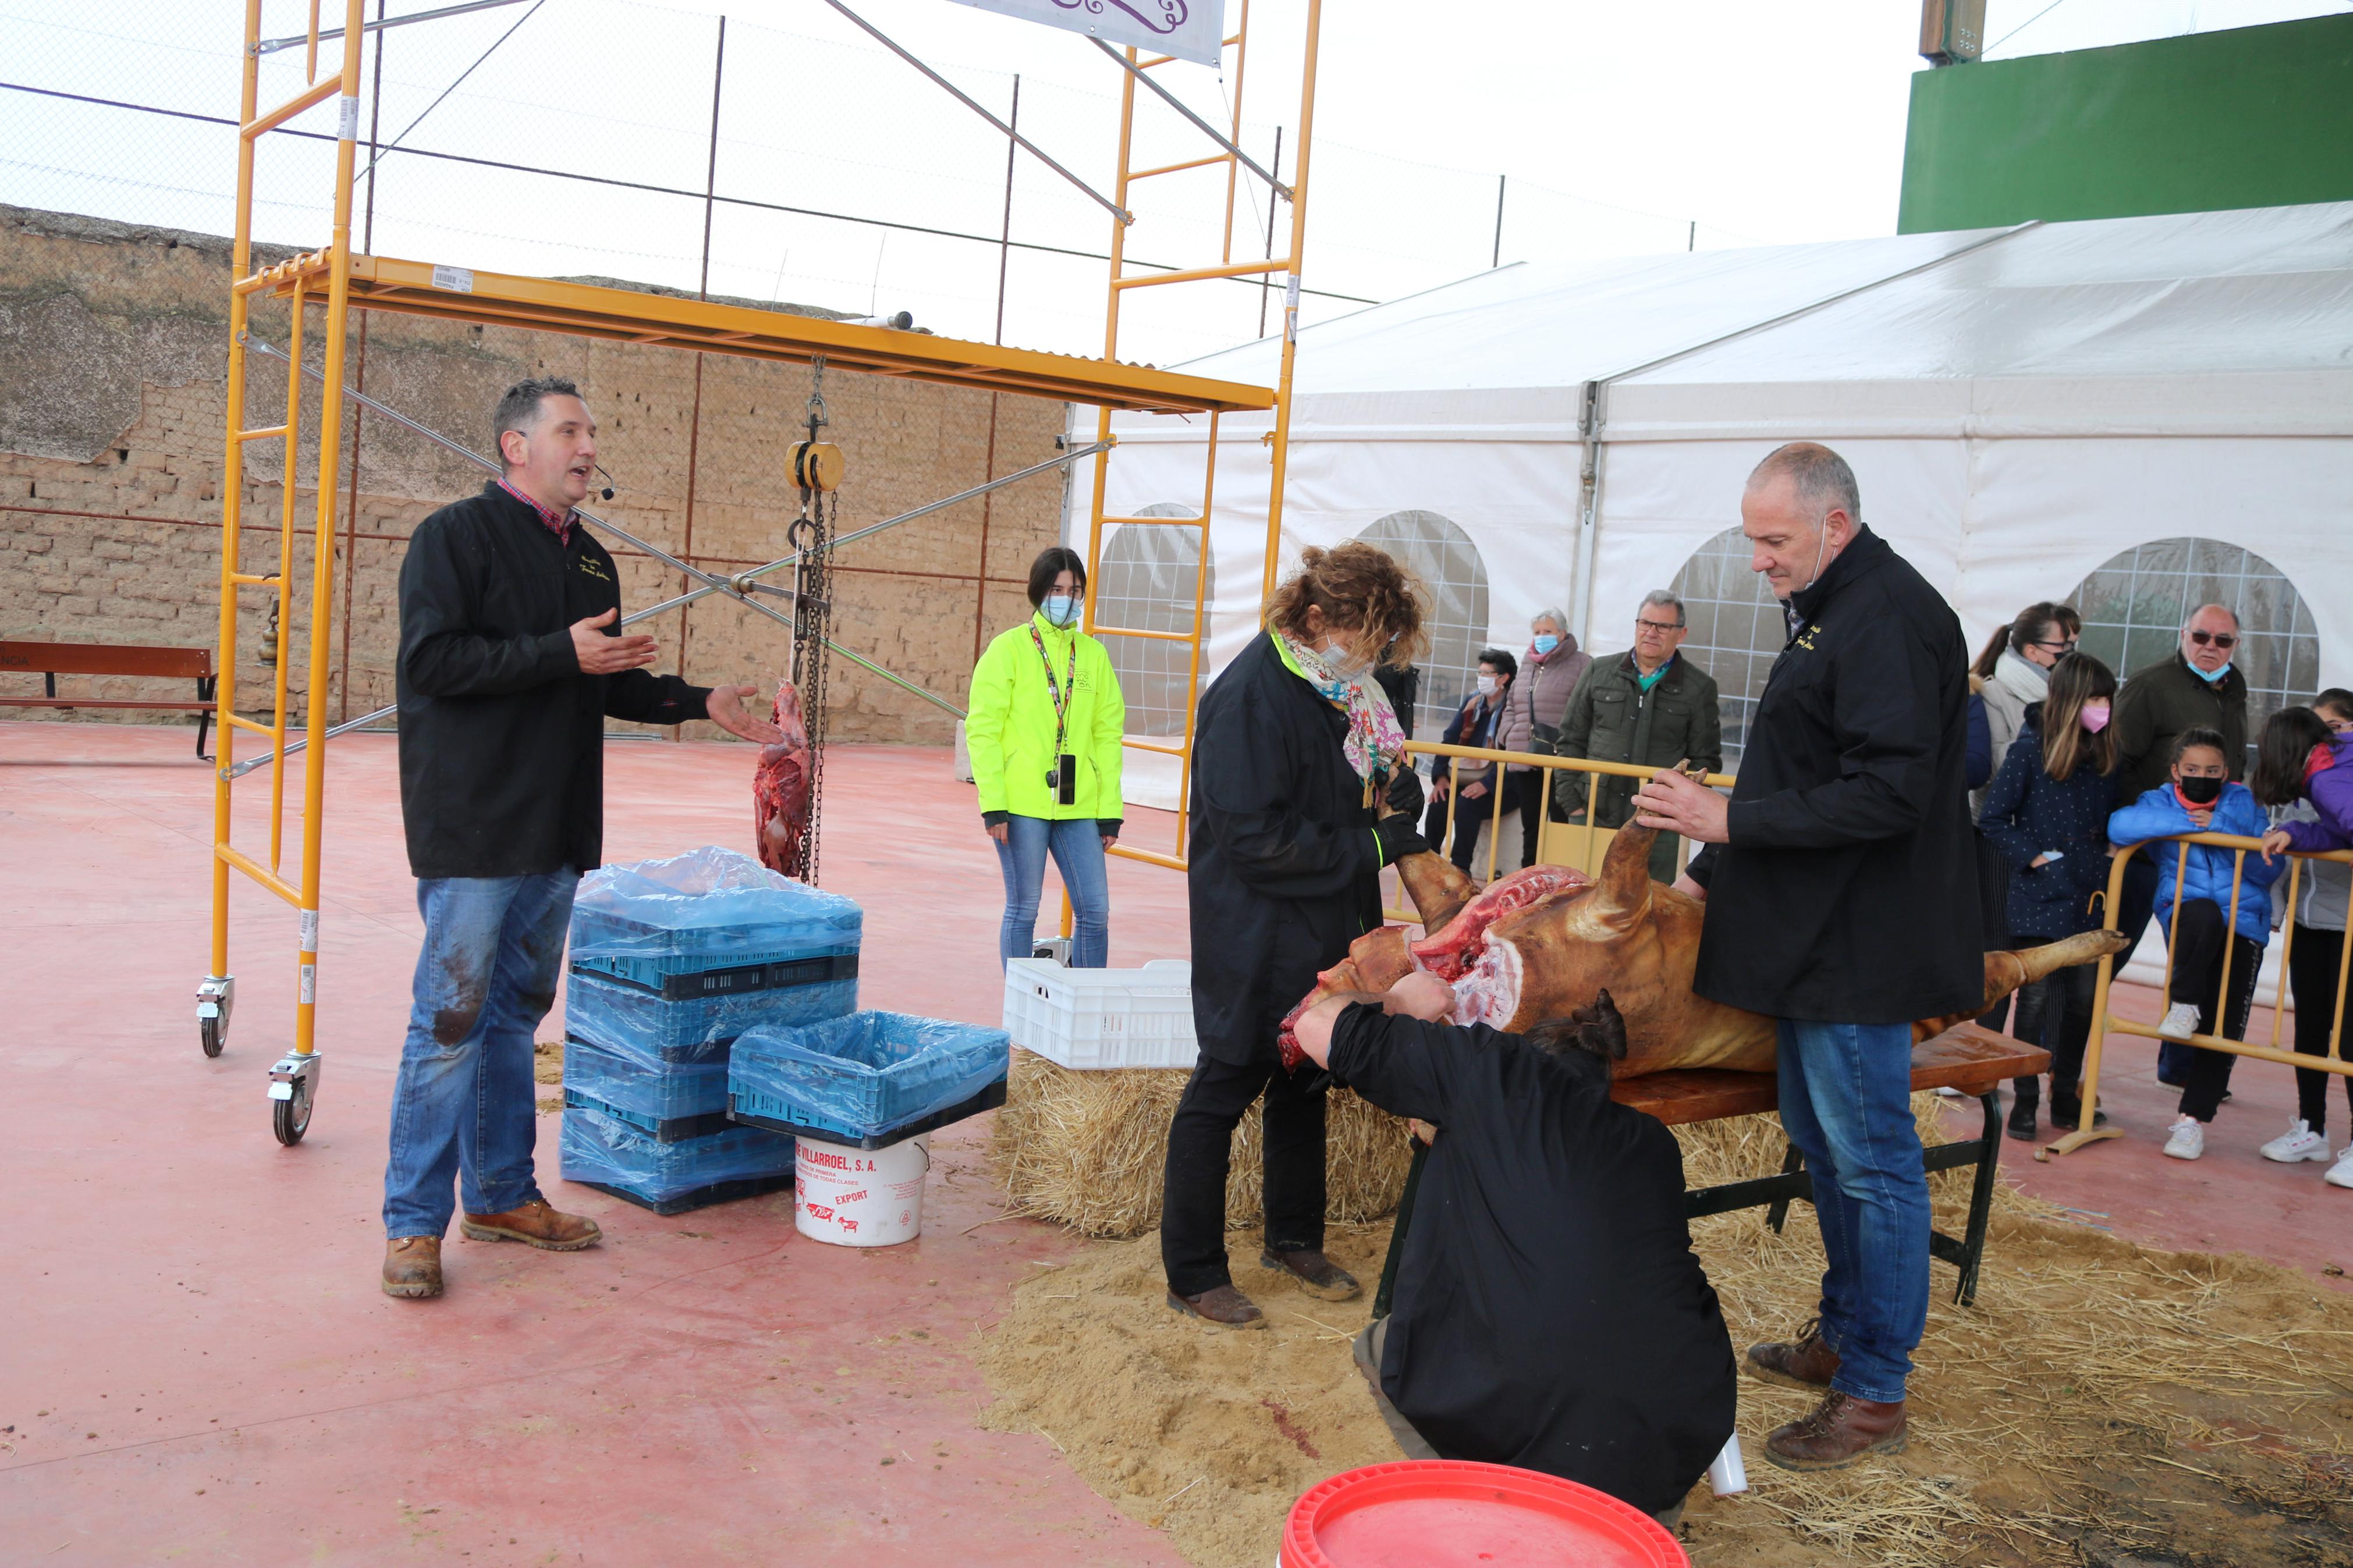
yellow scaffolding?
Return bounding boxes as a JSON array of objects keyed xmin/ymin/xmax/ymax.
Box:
[{"xmin": 205, "ymin": 1, "xmax": 1279, "ymax": 1142}]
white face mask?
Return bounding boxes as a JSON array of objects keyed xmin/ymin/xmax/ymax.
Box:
[
  {"xmin": 1475, "ymin": 674, "xmax": 1497, "ymax": 697},
  {"xmin": 1320, "ymin": 637, "xmax": 1373, "ymax": 681}
]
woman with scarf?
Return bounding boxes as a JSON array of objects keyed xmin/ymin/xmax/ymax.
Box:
[
  {"xmin": 1969, "ymin": 602, "xmax": 2081, "ymax": 814},
  {"xmin": 1163, "ymin": 542, "xmax": 1431, "ymax": 1328}
]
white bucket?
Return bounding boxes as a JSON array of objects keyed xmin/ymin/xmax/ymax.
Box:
[{"xmin": 793, "ymin": 1134, "xmax": 928, "ymax": 1247}]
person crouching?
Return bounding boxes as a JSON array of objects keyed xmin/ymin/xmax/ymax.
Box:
[{"xmin": 1290, "ymin": 971, "xmax": 1737, "ymax": 1526}]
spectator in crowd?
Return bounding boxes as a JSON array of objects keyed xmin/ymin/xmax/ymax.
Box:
[
  {"xmin": 1498, "ymin": 609, "xmax": 1590, "ymax": 869},
  {"xmin": 1632, "ymin": 442, "xmax": 1981, "ymax": 1470},
  {"xmin": 2114, "ymin": 605, "xmax": 2252, "ymax": 1086},
  {"xmin": 966, "ymin": 546, "xmax": 1124, "ymax": 971},
  {"xmin": 1968, "ymin": 603, "xmax": 2080, "ymax": 813},
  {"xmin": 1553, "ymin": 592, "xmax": 1723, "ymax": 884},
  {"xmin": 2107, "ymin": 727, "xmax": 2283, "ymax": 1161},
  {"xmin": 1424, "ymin": 649, "xmax": 1522, "ymax": 876},
  {"xmin": 2254, "ymin": 692, "xmax": 2353, "ymax": 1187},
  {"xmin": 1976, "ymin": 653, "xmax": 2123, "ymax": 1139}
]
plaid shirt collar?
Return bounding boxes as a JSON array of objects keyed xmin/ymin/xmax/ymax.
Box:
[{"xmin": 495, "ymin": 477, "xmax": 576, "ymax": 544}]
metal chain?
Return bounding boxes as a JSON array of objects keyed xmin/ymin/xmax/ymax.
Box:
[{"xmin": 787, "ymin": 358, "xmax": 833, "ymax": 884}]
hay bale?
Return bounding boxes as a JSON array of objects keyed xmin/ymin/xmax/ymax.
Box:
[{"xmin": 990, "ymin": 1048, "xmax": 1414, "ymax": 1238}]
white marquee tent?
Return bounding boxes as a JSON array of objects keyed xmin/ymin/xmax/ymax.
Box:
[{"xmin": 1084, "ymin": 200, "xmax": 2353, "ymax": 824}]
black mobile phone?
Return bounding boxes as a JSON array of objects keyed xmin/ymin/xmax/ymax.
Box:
[{"xmin": 1056, "ymin": 753, "xmax": 1077, "ymax": 805}]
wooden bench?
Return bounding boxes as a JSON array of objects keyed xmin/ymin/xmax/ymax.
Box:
[
  {"xmin": 1371, "ymin": 1025, "xmax": 2050, "ymax": 1318},
  {"xmin": 0, "ymin": 640, "xmax": 218, "ymax": 758}
]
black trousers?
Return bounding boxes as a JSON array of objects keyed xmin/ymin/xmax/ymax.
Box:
[
  {"xmin": 2169, "ymin": 898, "xmax": 2262, "ymax": 1123},
  {"xmin": 1517, "ymin": 769, "xmax": 1566, "ymax": 866},
  {"xmin": 1161, "ymin": 1054, "xmax": 1327, "ymax": 1297},
  {"xmin": 2006, "ymin": 931, "xmax": 2098, "ymax": 1098},
  {"xmin": 1424, "ymin": 774, "xmax": 1524, "ymax": 874},
  {"xmin": 2107, "ymin": 855, "xmax": 2188, "ymax": 1082},
  {"xmin": 2288, "ymin": 921, "xmax": 2353, "ymax": 1134}
]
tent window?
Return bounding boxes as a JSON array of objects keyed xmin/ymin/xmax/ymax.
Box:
[
  {"xmin": 2070, "ymin": 538, "xmax": 2320, "ymax": 775},
  {"xmin": 1669, "ymin": 525, "xmax": 1783, "ymax": 773},
  {"xmin": 1349, "ymin": 510, "xmax": 1490, "ymax": 742},
  {"xmin": 1095, "ymin": 506, "xmax": 1211, "ymax": 739}
]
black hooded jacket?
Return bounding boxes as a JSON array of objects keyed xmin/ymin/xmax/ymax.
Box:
[
  {"xmin": 396, "ymin": 482, "xmax": 708, "ymax": 880},
  {"xmin": 1687, "ymin": 526, "xmax": 1982, "ymax": 1022}
]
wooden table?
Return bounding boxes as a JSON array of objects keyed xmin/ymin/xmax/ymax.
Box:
[{"xmin": 1371, "ymin": 1025, "xmax": 2050, "ymax": 1317}]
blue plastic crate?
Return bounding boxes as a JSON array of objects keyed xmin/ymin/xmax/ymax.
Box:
[
  {"xmin": 560, "ymin": 1033, "xmax": 730, "ymax": 1138},
  {"xmin": 560, "ymin": 1105, "xmax": 795, "ymax": 1208},
  {"xmin": 566, "ymin": 966, "xmax": 859, "ymax": 1064},
  {"xmin": 729, "ymin": 1010, "xmax": 1010, "ymax": 1143},
  {"xmin": 569, "ymin": 846, "xmax": 863, "ymax": 989}
]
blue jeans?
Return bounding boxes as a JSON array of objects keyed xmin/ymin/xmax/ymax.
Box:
[
  {"xmin": 995, "ymin": 815, "xmax": 1109, "ymax": 969},
  {"xmin": 1775, "ymin": 1018, "xmax": 1930, "ymax": 1405},
  {"xmin": 383, "ymin": 870, "xmax": 577, "ymax": 1238}
]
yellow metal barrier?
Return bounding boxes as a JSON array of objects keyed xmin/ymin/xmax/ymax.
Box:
[
  {"xmin": 1382, "ymin": 743, "xmax": 1736, "ymax": 925},
  {"xmin": 2043, "ymin": 832, "xmax": 2353, "ymax": 1160}
]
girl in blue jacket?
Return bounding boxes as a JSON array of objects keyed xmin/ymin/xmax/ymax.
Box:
[{"xmin": 2107, "ymin": 727, "xmax": 2284, "ymax": 1161}]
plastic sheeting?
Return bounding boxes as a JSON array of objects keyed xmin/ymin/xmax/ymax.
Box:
[
  {"xmin": 559, "ymin": 1106, "xmax": 795, "ymax": 1206},
  {"xmin": 729, "ymin": 1011, "xmax": 1010, "ymax": 1142},
  {"xmin": 569, "ymin": 845, "xmax": 863, "ymax": 976}
]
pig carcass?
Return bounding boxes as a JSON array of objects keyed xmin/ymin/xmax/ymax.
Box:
[
  {"xmin": 1281, "ymin": 824, "xmax": 2127, "ymax": 1075},
  {"xmin": 753, "ymin": 682, "xmax": 813, "ymax": 877}
]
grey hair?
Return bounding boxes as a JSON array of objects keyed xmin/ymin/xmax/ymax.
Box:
[
  {"xmin": 493, "ymin": 376, "xmax": 584, "ymax": 467},
  {"xmin": 1746, "ymin": 440, "xmax": 1861, "ymax": 527},
  {"xmin": 2181, "ymin": 602, "xmax": 2241, "ymax": 632},
  {"xmin": 1530, "ymin": 607, "xmax": 1570, "ymax": 631},
  {"xmin": 1639, "ymin": 589, "xmax": 1685, "ymax": 627}
]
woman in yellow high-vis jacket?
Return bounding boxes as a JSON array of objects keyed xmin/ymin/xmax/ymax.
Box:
[{"xmin": 966, "ymin": 546, "xmax": 1126, "ymax": 969}]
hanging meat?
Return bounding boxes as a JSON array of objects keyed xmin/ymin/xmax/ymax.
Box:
[{"xmin": 753, "ymin": 681, "xmax": 814, "ymax": 878}]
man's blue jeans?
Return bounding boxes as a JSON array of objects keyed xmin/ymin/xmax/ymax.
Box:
[
  {"xmin": 994, "ymin": 815, "xmax": 1109, "ymax": 969},
  {"xmin": 1774, "ymin": 1018, "xmax": 1930, "ymax": 1405},
  {"xmin": 383, "ymin": 870, "xmax": 577, "ymax": 1239}
]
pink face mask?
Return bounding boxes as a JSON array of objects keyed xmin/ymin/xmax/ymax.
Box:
[{"xmin": 2079, "ymin": 701, "xmax": 2111, "ymax": 733}]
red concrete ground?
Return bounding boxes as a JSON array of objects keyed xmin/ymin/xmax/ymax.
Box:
[{"xmin": 3, "ymin": 720, "xmax": 2344, "ymax": 1565}]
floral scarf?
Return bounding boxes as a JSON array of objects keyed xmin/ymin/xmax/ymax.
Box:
[{"xmin": 1281, "ymin": 635, "xmax": 1406, "ymax": 788}]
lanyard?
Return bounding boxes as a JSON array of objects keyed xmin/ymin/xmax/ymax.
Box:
[{"xmin": 1028, "ymin": 624, "xmax": 1078, "ymax": 755}]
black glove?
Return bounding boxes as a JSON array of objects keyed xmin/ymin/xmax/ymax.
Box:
[
  {"xmin": 1382, "ymin": 763, "xmax": 1425, "ymax": 824},
  {"xmin": 1375, "ymin": 812, "xmax": 1430, "ymax": 866}
]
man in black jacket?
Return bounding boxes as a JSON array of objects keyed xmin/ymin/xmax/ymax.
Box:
[
  {"xmin": 382, "ymin": 376, "xmax": 779, "ymax": 1301},
  {"xmin": 1634, "ymin": 443, "xmax": 1979, "ymax": 1470}
]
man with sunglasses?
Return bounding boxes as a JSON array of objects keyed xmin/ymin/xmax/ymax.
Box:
[{"xmin": 2111, "ymin": 604, "xmax": 2251, "ymax": 1084}]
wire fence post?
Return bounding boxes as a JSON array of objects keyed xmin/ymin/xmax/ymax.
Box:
[
  {"xmin": 673, "ymin": 13, "xmax": 726, "ymax": 737},
  {"xmin": 1492, "ymin": 173, "xmax": 1505, "ymax": 268},
  {"xmin": 973, "ymin": 73, "xmax": 1020, "ymax": 666}
]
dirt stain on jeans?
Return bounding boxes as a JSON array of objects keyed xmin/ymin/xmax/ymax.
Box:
[{"xmin": 432, "ymin": 952, "xmax": 487, "ymax": 1047}]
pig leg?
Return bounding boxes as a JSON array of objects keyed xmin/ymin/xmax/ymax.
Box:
[{"xmin": 1911, "ymin": 929, "xmax": 2132, "ymax": 1043}]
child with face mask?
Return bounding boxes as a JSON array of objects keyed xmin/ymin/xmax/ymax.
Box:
[
  {"xmin": 2107, "ymin": 727, "xmax": 2285, "ymax": 1160},
  {"xmin": 1975, "ymin": 653, "xmax": 2122, "ymax": 1139},
  {"xmin": 2252, "ymin": 692, "xmax": 2353, "ymax": 1186}
]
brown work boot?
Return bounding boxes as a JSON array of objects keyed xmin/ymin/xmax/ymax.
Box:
[
  {"xmin": 1744, "ymin": 1317, "xmax": 1840, "ymax": 1392},
  {"xmin": 460, "ymin": 1197, "xmax": 601, "ymax": 1251},
  {"xmin": 1260, "ymin": 1247, "xmax": 1362, "ymax": 1302},
  {"xmin": 1763, "ymin": 1390, "xmax": 1907, "ymax": 1471},
  {"xmin": 1166, "ymin": 1283, "xmax": 1268, "ymax": 1329},
  {"xmin": 382, "ymin": 1235, "xmax": 443, "ymax": 1300}
]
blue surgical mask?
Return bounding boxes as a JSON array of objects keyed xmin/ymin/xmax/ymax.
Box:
[
  {"xmin": 1532, "ymin": 634, "xmax": 1560, "ymax": 656},
  {"xmin": 1041, "ymin": 595, "xmax": 1080, "ymax": 629},
  {"xmin": 2188, "ymin": 659, "xmax": 2232, "ymax": 685}
]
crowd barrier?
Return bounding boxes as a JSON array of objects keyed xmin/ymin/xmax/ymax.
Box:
[{"xmin": 2047, "ymin": 832, "xmax": 2353, "ymax": 1158}]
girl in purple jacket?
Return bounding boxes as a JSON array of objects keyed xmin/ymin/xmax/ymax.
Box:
[{"xmin": 2256, "ymin": 691, "xmax": 2353, "ymax": 1187}]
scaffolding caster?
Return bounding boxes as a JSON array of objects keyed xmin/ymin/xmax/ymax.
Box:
[
  {"xmin": 198, "ymin": 976, "xmax": 236, "ymax": 1058},
  {"xmin": 267, "ymin": 1051, "xmax": 321, "ymax": 1146}
]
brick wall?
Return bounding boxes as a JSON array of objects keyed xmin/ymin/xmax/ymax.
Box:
[{"xmin": 0, "ymin": 204, "xmax": 1067, "ymax": 747}]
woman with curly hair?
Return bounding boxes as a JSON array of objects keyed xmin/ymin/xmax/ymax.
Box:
[{"xmin": 1163, "ymin": 541, "xmax": 1431, "ymax": 1328}]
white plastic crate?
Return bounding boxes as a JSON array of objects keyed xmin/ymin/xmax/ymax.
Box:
[{"xmin": 1001, "ymin": 958, "xmax": 1197, "ymax": 1069}]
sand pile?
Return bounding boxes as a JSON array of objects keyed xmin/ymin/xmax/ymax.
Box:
[{"xmin": 977, "ymin": 1108, "xmax": 2353, "ymax": 1568}]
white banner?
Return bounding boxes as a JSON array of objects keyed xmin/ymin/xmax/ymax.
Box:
[{"xmin": 945, "ymin": 0, "xmax": 1226, "ymax": 67}]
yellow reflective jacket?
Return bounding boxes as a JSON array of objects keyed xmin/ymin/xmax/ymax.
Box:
[{"xmin": 966, "ymin": 611, "xmax": 1126, "ymax": 824}]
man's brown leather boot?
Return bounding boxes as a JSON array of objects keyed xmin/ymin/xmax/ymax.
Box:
[
  {"xmin": 460, "ymin": 1198, "xmax": 601, "ymax": 1251},
  {"xmin": 382, "ymin": 1236, "xmax": 443, "ymax": 1299},
  {"xmin": 1763, "ymin": 1390, "xmax": 1907, "ymax": 1471},
  {"xmin": 1743, "ymin": 1318, "xmax": 1840, "ymax": 1392},
  {"xmin": 1261, "ymin": 1247, "xmax": 1361, "ymax": 1302},
  {"xmin": 1167, "ymin": 1283, "xmax": 1267, "ymax": 1329}
]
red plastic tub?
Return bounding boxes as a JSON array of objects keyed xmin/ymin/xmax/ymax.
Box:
[{"xmin": 1280, "ymin": 1460, "xmax": 1688, "ymax": 1568}]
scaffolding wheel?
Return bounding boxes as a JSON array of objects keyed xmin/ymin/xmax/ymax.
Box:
[
  {"xmin": 268, "ymin": 1053, "xmax": 321, "ymax": 1146},
  {"xmin": 198, "ymin": 976, "xmax": 235, "ymax": 1059}
]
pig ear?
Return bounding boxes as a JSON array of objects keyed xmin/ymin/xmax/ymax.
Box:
[{"xmin": 1580, "ymin": 826, "xmax": 1657, "ymax": 934}]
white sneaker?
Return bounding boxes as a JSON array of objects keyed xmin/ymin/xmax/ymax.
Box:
[
  {"xmin": 2260, "ymin": 1119, "xmax": 2332, "ymax": 1164},
  {"xmin": 2328, "ymin": 1147, "xmax": 2353, "ymax": 1190},
  {"xmin": 2156, "ymin": 1002, "xmax": 2203, "ymax": 1040},
  {"xmin": 2163, "ymin": 1116, "xmax": 2206, "ymax": 1160}
]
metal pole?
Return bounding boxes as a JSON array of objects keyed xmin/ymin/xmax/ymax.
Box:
[
  {"xmin": 338, "ymin": 0, "xmax": 385, "ymax": 724},
  {"xmin": 1492, "ymin": 174, "xmax": 1504, "ymax": 269},
  {"xmin": 254, "ymin": 0, "xmax": 524, "ymax": 52},
  {"xmin": 1258, "ymin": 126, "xmax": 1282, "ymax": 339},
  {"xmin": 973, "ymin": 73, "xmax": 1019, "ymax": 667},
  {"xmin": 1260, "ymin": 0, "xmax": 1321, "ymax": 604},
  {"xmin": 674, "ymin": 15, "xmax": 725, "ymax": 735}
]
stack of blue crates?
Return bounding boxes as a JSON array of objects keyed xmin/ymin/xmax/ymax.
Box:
[
  {"xmin": 558, "ymin": 847, "xmax": 862, "ymax": 1213},
  {"xmin": 730, "ymin": 1010, "xmax": 1011, "ymax": 1151}
]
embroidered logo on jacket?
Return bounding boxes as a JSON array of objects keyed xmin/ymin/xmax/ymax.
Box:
[{"xmin": 577, "ymin": 557, "xmax": 613, "ymax": 582}]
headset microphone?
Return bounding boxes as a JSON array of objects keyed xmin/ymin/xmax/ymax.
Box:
[{"xmin": 594, "ymin": 464, "xmax": 619, "ymax": 501}]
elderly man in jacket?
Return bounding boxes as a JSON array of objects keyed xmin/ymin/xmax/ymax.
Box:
[
  {"xmin": 1632, "ymin": 443, "xmax": 1981, "ymax": 1471},
  {"xmin": 1551, "ymin": 591, "xmax": 1723, "ymax": 883},
  {"xmin": 382, "ymin": 376, "xmax": 781, "ymax": 1302}
]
